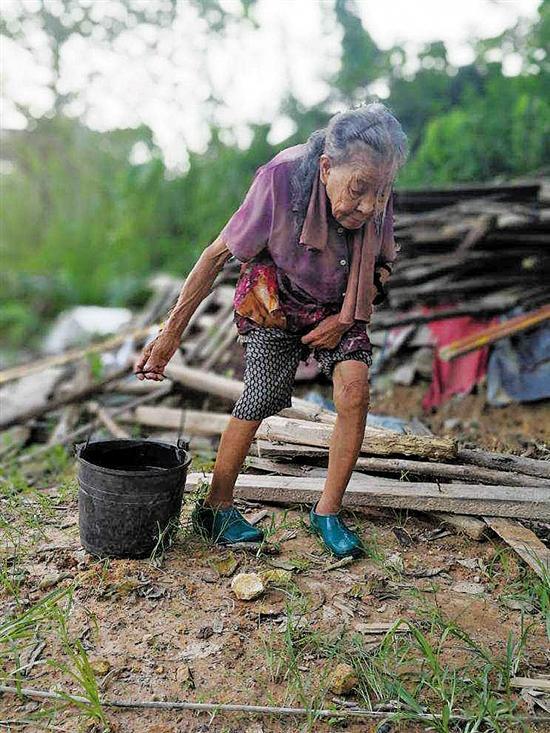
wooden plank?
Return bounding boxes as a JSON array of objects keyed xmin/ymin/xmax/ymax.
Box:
[
  {"xmin": 185, "ymin": 473, "xmax": 550, "ymax": 520},
  {"xmin": 245, "ymin": 456, "xmax": 310, "ymax": 477},
  {"xmin": 439, "ymin": 305, "xmax": 550, "ymax": 361},
  {"xmin": 250, "ymin": 441, "xmax": 548, "ymax": 488},
  {"xmin": 257, "ymin": 416, "xmax": 456, "ymax": 460},
  {"xmin": 370, "ymin": 295, "xmax": 519, "ymax": 331},
  {"xmin": 484, "ymin": 517, "xmax": 550, "ymax": 579},
  {"xmin": 429, "ymin": 513, "xmax": 487, "ymax": 541},
  {"xmin": 122, "ymin": 406, "xmax": 456, "ymax": 460},
  {"xmin": 252, "ymin": 440, "xmax": 326, "ymax": 458},
  {"xmin": 247, "ymin": 457, "xmax": 489, "ymax": 539},
  {"xmin": 510, "ymin": 677, "xmax": 550, "ymax": 692},
  {"xmin": 458, "ymin": 448, "xmax": 550, "ymax": 480},
  {"xmin": 119, "ymin": 406, "xmax": 231, "ymax": 437}
]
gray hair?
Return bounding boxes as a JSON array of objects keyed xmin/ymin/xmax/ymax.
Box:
[{"xmin": 290, "ymin": 102, "xmax": 408, "ymax": 236}]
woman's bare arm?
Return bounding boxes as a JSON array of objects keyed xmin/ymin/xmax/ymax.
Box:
[
  {"xmin": 134, "ymin": 236, "xmax": 234, "ymax": 380},
  {"xmin": 163, "ymin": 235, "xmax": 233, "ymax": 337}
]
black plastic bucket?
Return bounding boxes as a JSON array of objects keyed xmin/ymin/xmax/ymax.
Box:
[{"xmin": 76, "ymin": 438, "xmax": 192, "ymax": 558}]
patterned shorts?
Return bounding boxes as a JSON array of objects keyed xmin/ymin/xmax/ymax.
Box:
[{"xmin": 231, "ymin": 326, "xmax": 372, "ymax": 421}]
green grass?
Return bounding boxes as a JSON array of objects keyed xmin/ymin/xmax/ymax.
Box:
[
  {"xmin": 49, "ymin": 606, "xmax": 110, "ymax": 730},
  {"xmin": 0, "ymin": 587, "xmax": 72, "ymax": 649},
  {"xmin": 259, "ymin": 588, "xmax": 539, "ymax": 732},
  {"xmin": 1, "ymin": 585, "xmax": 111, "ymax": 731},
  {"xmin": 485, "ymin": 546, "xmax": 550, "ymax": 641}
]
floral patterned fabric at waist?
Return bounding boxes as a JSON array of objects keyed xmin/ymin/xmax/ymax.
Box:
[{"xmin": 233, "ymin": 260, "xmax": 372, "ymax": 356}]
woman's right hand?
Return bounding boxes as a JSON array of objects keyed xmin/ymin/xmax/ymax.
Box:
[{"xmin": 133, "ymin": 330, "xmax": 182, "ymax": 381}]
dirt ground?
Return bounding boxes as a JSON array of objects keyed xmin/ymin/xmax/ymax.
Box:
[
  {"xmin": 1, "ymin": 358, "xmax": 549, "ymax": 732},
  {"xmin": 1, "ymin": 459, "xmax": 549, "ymax": 732},
  {"xmin": 371, "ymin": 384, "xmax": 550, "ymax": 457}
]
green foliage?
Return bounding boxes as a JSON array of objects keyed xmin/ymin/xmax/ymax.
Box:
[
  {"xmin": 332, "ymin": 0, "xmax": 385, "ymax": 99},
  {"xmin": 399, "ymin": 70, "xmax": 550, "ymax": 186},
  {"xmin": 1, "ymin": 0, "xmax": 548, "ymax": 352}
]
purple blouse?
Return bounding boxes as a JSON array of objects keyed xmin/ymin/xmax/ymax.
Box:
[{"xmin": 220, "ymin": 143, "xmax": 397, "ymax": 351}]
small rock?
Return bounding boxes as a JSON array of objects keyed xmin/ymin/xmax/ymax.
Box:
[
  {"xmin": 210, "ymin": 553, "xmax": 240, "ymax": 578},
  {"xmin": 456, "ymin": 558, "xmax": 479, "ymax": 570},
  {"xmin": 155, "ymin": 665, "xmax": 165, "ymax": 674},
  {"xmin": 328, "ymin": 662, "xmax": 358, "ymax": 695},
  {"xmin": 39, "ymin": 573, "xmax": 61, "ymax": 590},
  {"xmin": 260, "ymin": 568, "xmax": 293, "ymax": 586},
  {"xmin": 451, "ymin": 581, "xmax": 485, "ymax": 595},
  {"xmin": 231, "ymin": 573, "xmax": 265, "ymax": 601},
  {"xmin": 176, "ymin": 664, "xmax": 194, "ymax": 688},
  {"xmin": 89, "ymin": 657, "xmax": 111, "ymax": 676},
  {"xmin": 196, "ymin": 626, "xmax": 214, "ymax": 639}
]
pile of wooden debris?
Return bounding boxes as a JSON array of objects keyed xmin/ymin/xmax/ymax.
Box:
[{"xmin": 1, "ymin": 180, "xmax": 548, "ymax": 581}]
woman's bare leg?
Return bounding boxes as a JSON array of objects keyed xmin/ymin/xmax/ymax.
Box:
[
  {"xmin": 204, "ymin": 416, "xmax": 263, "ymax": 508},
  {"xmin": 315, "ymin": 360, "xmax": 370, "ymax": 515}
]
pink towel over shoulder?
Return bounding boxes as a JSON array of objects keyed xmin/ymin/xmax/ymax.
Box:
[{"xmin": 298, "ymin": 169, "xmax": 395, "ymax": 327}]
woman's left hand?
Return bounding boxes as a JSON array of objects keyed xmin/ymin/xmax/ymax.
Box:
[
  {"xmin": 301, "ymin": 314, "xmax": 350, "ymax": 349},
  {"xmin": 375, "ymin": 266, "xmax": 392, "ymax": 287}
]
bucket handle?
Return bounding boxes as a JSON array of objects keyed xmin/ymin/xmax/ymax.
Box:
[
  {"xmin": 73, "ymin": 386, "xmax": 189, "ymax": 459},
  {"xmin": 176, "ymin": 393, "xmax": 190, "ymax": 460}
]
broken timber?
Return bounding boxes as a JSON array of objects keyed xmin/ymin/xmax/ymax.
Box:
[
  {"xmin": 249, "ymin": 442, "xmax": 548, "ymax": 487},
  {"xmin": 457, "ymin": 448, "xmax": 550, "ymax": 480},
  {"xmin": 439, "ymin": 304, "xmax": 550, "ymax": 361},
  {"xmin": 429, "ymin": 513, "xmax": 487, "ymax": 541},
  {"xmin": 258, "ymin": 416, "xmax": 456, "ymax": 460},
  {"xmin": 118, "ymin": 406, "xmax": 456, "ymax": 460},
  {"xmin": 484, "ymin": 517, "xmax": 550, "ymax": 579},
  {"xmin": 185, "ymin": 473, "xmax": 550, "ymax": 521}
]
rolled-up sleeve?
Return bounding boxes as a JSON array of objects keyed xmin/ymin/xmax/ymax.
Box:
[{"xmin": 220, "ymin": 165, "xmax": 274, "ymax": 263}]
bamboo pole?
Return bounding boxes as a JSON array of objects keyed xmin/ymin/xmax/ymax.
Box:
[
  {"xmin": 1, "ymin": 685, "xmax": 549, "ymax": 724},
  {"xmin": 439, "ymin": 305, "xmax": 550, "ymax": 361}
]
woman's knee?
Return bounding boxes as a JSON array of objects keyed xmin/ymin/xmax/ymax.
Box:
[{"xmin": 333, "ymin": 367, "xmax": 370, "ymax": 414}]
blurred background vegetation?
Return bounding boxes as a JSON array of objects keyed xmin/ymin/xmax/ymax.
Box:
[{"xmin": 1, "ymin": 0, "xmax": 549, "ymax": 354}]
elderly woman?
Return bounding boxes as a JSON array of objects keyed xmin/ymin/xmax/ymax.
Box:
[{"xmin": 135, "ymin": 102, "xmax": 408, "ymax": 558}]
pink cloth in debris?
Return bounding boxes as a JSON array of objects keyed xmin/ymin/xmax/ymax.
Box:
[{"xmin": 422, "ymin": 314, "xmax": 497, "ymax": 411}]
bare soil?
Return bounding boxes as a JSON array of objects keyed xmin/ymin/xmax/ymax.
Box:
[{"xmin": 1, "ymin": 469, "xmax": 549, "ymax": 732}]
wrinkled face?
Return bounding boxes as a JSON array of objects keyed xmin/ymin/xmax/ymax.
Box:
[{"xmin": 319, "ymin": 148, "xmax": 395, "ymax": 231}]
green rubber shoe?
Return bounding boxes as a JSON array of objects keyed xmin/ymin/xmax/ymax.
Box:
[
  {"xmin": 309, "ymin": 502, "xmax": 364, "ymax": 558},
  {"xmin": 191, "ymin": 499, "xmax": 264, "ymax": 545}
]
